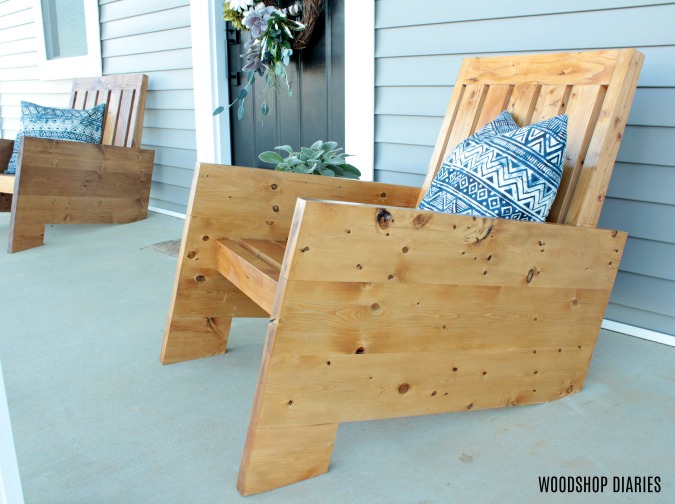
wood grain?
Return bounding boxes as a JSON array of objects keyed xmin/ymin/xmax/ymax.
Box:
[
  {"xmin": 161, "ymin": 50, "xmax": 642, "ymax": 495},
  {"xmin": 160, "ymin": 163, "xmax": 422, "ymax": 364},
  {"xmin": 421, "ymin": 49, "xmax": 643, "ymax": 227},
  {"xmin": 8, "ymin": 137, "xmax": 154, "ymax": 252},
  {"xmin": 237, "ymin": 197, "xmax": 626, "ymax": 492},
  {"xmin": 5, "ymin": 74, "xmax": 153, "ymax": 252}
]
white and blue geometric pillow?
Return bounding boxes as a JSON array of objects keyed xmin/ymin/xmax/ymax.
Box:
[
  {"xmin": 419, "ymin": 112, "xmax": 568, "ymax": 223},
  {"xmin": 471, "ymin": 110, "xmax": 519, "ymax": 140},
  {"xmin": 5, "ymin": 101, "xmax": 106, "ymax": 174}
]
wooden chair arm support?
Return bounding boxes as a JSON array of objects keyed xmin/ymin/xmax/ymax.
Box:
[
  {"xmin": 282, "ymin": 199, "xmax": 627, "ymax": 292},
  {"xmin": 12, "ymin": 136, "xmax": 154, "ymax": 223},
  {"xmin": 7, "ymin": 136, "xmax": 155, "ymax": 252},
  {"xmin": 188, "ymin": 163, "xmax": 421, "ymax": 241}
]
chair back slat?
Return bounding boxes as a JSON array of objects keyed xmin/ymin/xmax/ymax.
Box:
[
  {"xmin": 506, "ymin": 83, "xmax": 540, "ymax": 125},
  {"xmin": 419, "ymin": 49, "xmax": 644, "ymax": 227},
  {"xmin": 532, "ymin": 84, "xmax": 571, "ymax": 123},
  {"xmin": 548, "ymin": 85, "xmax": 606, "ymax": 223},
  {"xmin": 475, "ymin": 84, "xmax": 512, "ymax": 130},
  {"xmin": 443, "ymin": 84, "xmax": 488, "ymax": 157},
  {"xmin": 69, "ymin": 74, "xmax": 149, "ymax": 148}
]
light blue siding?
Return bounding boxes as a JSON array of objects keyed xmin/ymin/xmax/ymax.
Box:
[
  {"xmin": 0, "ymin": 0, "xmax": 196, "ymax": 214},
  {"xmin": 374, "ymin": 1, "xmax": 675, "ymax": 339}
]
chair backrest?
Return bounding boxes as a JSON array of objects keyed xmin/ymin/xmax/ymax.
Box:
[
  {"xmin": 69, "ymin": 74, "xmax": 149, "ymax": 149},
  {"xmin": 419, "ymin": 49, "xmax": 643, "ymax": 227}
]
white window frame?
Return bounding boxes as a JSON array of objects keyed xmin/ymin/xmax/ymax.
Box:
[{"xmin": 33, "ymin": 0, "xmax": 102, "ymax": 80}]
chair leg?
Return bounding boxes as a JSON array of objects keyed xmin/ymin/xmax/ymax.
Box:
[
  {"xmin": 160, "ymin": 214, "xmax": 267, "ymax": 364},
  {"xmin": 7, "ymin": 215, "xmax": 45, "ymax": 253},
  {"xmin": 237, "ymin": 422, "xmax": 338, "ymax": 496},
  {"xmin": 161, "ymin": 313, "xmax": 233, "ymax": 364}
]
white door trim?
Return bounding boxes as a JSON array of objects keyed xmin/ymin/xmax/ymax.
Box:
[
  {"xmin": 191, "ymin": 0, "xmax": 372, "ymax": 177},
  {"xmin": 189, "ymin": 0, "xmax": 231, "ymax": 164},
  {"xmin": 345, "ymin": 0, "xmax": 375, "ymax": 181},
  {"xmin": 0, "ymin": 360, "xmax": 24, "ymax": 504}
]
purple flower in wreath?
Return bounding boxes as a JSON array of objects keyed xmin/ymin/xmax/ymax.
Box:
[{"xmin": 243, "ymin": 4, "xmax": 276, "ymax": 38}]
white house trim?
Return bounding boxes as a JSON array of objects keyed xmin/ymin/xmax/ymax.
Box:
[
  {"xmin": 345, "ymin": 0, "xmax": 375, "ymax": 181},
  {"xmin": 602, "ymin": 319, "xmax": 674, "ymax": 347},
  {"xmin": 32, "ymin": 0, "xmax": 102, "ymax": 80},
  {"xmin": 189, "ymin": 0, "xmax": 231, "ymax": 165},
  {"xmin": 192, "ymin": 0, "xmax": 373, "ymax": 177},
  {"xmin": 0, "ymin": 360, "xmax": 24, "ymax": 504}
]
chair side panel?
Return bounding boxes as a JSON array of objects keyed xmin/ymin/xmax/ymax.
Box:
[
  {"xmin": 253, "ymin": 200, "xmax": 626, "ymax": 428},
  {"xmin": 12, "ymin": 137, "xmax": 153, "ymax": 224}
]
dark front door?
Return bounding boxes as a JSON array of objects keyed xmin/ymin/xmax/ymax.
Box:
[{"xmin": 227, "ymin": 0, "xmax": 345, "ymax": 167}]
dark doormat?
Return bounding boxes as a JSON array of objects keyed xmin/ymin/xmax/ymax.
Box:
[{"xmin": 147, "ymin": 239, "xmax": 181, "ymax": 257}]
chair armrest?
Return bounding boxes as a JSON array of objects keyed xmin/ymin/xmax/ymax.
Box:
[
  {"xmin": 284, "ymin": 199, "xmax": 627, "ymax": 288},
  {"xmin": 188, "ymin": 163, "xmax": 421, "ymax": 241},
  {"xmin": 12, "ymin": 136, "xmax": 154, "ymax": 223}
]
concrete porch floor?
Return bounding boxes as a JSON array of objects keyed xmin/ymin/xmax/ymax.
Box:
[{"xmin": 0, "ymin": 212, "xmax": 673, "ymax": 504}]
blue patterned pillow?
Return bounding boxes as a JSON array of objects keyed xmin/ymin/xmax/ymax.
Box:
[
  {"xmin": 419, "ymin": 112, "xmax": 567, "ymax": 222},
  {"xmin": 472, "ymin": 110, "xmax": 519, "ymax": 140},
  {"xmin": 5, "ymin": 101, "xmax": 106, "ymax": 174}
]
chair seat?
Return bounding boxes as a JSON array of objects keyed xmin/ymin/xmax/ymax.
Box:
[
  {"xmin": 216, "ymin": 239, "xmax": 286, "ymax": 314},
  {"xmin": 0, "ymin": 174, "xmax": 14, "ymax": 195}
]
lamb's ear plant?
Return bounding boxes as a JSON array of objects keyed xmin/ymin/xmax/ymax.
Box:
[{"xmin": 258, "ymin": 140, "xmax": 361, "ymax": 179}]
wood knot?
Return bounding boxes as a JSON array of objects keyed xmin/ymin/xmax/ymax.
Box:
[
  {"xmin": 202, "ymin": 235, "xmax": 209, "ymax": 241},
  {"xmin": 567, "ymin": 384, "xmax": 574, "ymax": 394},
  {"xmin": 370, "ymin": 303, "xmax": 380, "ymax": 311},
  {"xmin": 526, "ymin": 268, "xmax": 535, "ymax": 283},
  {"xmin": 467, "ymin": 403, "xmax": 473, "ymax": 410},
  {"xmin": 571, "ymin": 298, "xmax": 579, "ymax": 306},
  {"xmin": 272, "ymin": 205, "xmax": 279, "ymax": 212},
  {"xmin": 612, "ymin": 230, "xmax": 618, "ymax": 237},
  {"xmin": 412, "ymin": 213, "xmax": 431, "ymax": 229},
  {"xmin": 271, "ymin": 183, "xmax": 278, "ymax": 190},
  {"xmin": 398, "ymin": 383, "xmax": 410, "ymax": 394},
  {"xmin": 195, "ymin": 275, "xmax": 206, "ymax": 282},
  {"xmin": 402, "ymin": 246, "xmax": 409, "ymax": 253},
  {"xmin": 376, "ymin": 208, "xmax": 392, "ymax": 229},
  {"xmin": 475, "ymin": 224, "xmax": 493, "ymax": 242},
  {"xmin": 300, "ymin": 246, "xmax": 310, "ymax": 253},
  {"xmin": 187, "ymin": 251, "xmax": 196, "ymax": 259},
  {"xmin": 380, "ymin": 192, "xmax": 387, "ymax": 198},
  {"xmin": 355, "ymin": 346, "xmax": 365, "ymax": 354}
]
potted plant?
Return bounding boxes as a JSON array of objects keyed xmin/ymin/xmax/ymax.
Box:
[{"xmin": 259, "ymin": 141, "xmax": 361, "ymax": 179}]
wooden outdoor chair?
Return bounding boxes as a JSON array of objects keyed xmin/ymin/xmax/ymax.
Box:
[
  {"xmin": 161, "ymin": 49, "xmax": 643, "ymax": 495},
  {"xmin": 0, "ymin": 74, "xmax": 154, "ymax": 253}
]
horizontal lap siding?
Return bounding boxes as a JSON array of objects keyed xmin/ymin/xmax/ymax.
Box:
[
  {"xmin": 100, "ymin": 0, "xmax": 194, "ymax": 214},
  {"xmin": 374, "ymin": 0, "xmax": 675, "ymax": 339},
  {"xmin": 0, "ymin": 0, "xmax": 195, "ymax": 214}
]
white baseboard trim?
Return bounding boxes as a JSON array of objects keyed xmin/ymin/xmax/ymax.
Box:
[
  {"xmin": 602, "ymin": 319, "xmax": 674, "ymax": 347},
  {"xmin": 148, "ymin": 206, "xmax": 186, "ymax": 220}
]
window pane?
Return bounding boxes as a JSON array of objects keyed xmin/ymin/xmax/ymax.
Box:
[{"xmin": 41, "ymin": 0, "xmax": 88, "ymax": 59}]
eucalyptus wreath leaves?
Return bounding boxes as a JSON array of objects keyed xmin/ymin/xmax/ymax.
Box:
[{"xmin": 215, "ymin": 1, "xmax": 313, "ymax": 120}]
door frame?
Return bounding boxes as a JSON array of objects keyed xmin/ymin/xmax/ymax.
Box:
[
  {"xmin": 189, "ymin": 0, "xmax": 232, "ymax": 165},
  {"xmin": 190, "ymin": 0, "xmax": 375, "ymax": 180}
]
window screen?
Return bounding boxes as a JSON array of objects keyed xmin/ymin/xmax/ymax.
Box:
[{"xmin": 41, "ymin": 0, "xmax": 88, "ymax": 59}]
